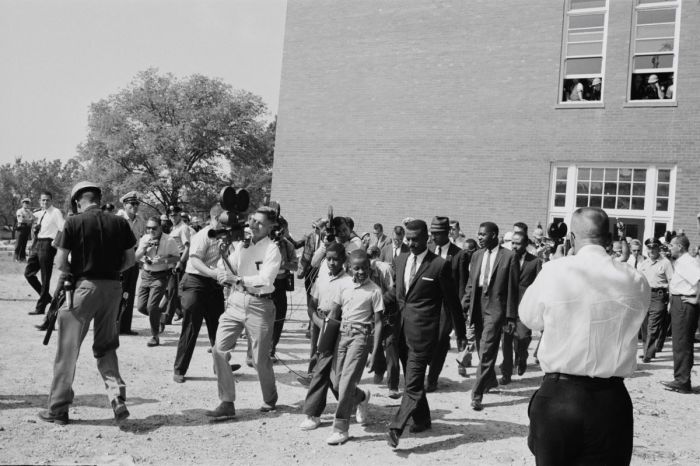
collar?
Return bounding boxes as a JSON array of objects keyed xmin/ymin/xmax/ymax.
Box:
[
  {"xmin": 410, "ymin": 248, "xmax": 429, "ymax": 262},
  {"xmin": 484, "ymin": 244, "xmax": 499, "ymax": 254}
]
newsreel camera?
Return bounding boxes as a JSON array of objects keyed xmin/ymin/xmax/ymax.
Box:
[{"xmin": 208, "ymin": 186, "xmax": 250, "ymax": 244}]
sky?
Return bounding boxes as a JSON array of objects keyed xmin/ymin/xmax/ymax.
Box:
[{"xmin": 0, "ymin": 0, "xmax": 287, "ymax": 163}]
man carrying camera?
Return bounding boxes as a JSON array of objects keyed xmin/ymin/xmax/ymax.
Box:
[
  {"xmin": 39, "ymin": 181, "xmax": 136, "ymax": 425},
  {"xmin": 270, "ymin": 216, "xmax": 299, "ymax": 360},
  {"xmin": 206, "ymin": 206, "xmax": 282, "ymax": 419}
]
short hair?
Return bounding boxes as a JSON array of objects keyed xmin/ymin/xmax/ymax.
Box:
[
  {"xmin": 513, "ymin": 222, "xmax": 528, "ymax": 233},
  {"xmin": 512, "ymin": 231, "xmax": 528, "ymax": 242},
  {"xmin": 373, "ymin": 223, "xmax": 383, "ymax": 231},
  {"xmin": 674, "ymin": 234, "xmax": 690, "ymax": 251},
  {"xmin": 479, "ymin": 221, "xmax": 499, "ymax": 236},
  {"xmin": 210, "ymin": 204, "xmax": 224, "ymax": 220},
  {"xmin": 147, "ymin": 216, "xmax": 161, "ymax": 225},
  {"xmin": 349, "ymin": 249, "xmax": 369, "ymax": 263},
  {"xmin": 465, "ymin": 238, "xmax": 478, "ymax": 250},
  {"xmin": 405, "ymin": 219, "xmax": 428, "ymax": 235},
  {"xmin": 256, "ymin": 206, "xmax": 278, "ymax": 223},
  {"xmin": 630, "ymin": 239, "xmax": 642, "ymax": 248},
  {"xmin": 79, "ymin": 190, "xmax": 101, "ymax": 204},
  {"xmin": 40, "ymin": 191, "xmax": 53, "ymax": 199},
  {"xmin": 331, "ymin": 216, "xmax": 348, "ymax": 229},
  {"xmin": 393, "ymin": 225, "xmax": 405, "ymax": 236},
  {"xmin": 345, "ymin": 217, "xmax": 355, "ymax": 230},
  {"xmin": 450, "ymin": 220, "xmax": 460, "ymax": 228},
  {"xmin": 326, "ymin": 241, "xmax": 346, "ymax": 258},
  {"xmin": 367, "ymin": 245, "xmax": 381, "ymax": 258}
]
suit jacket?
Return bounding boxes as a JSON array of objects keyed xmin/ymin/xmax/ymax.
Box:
[
  {"xmin": 462, "ymin": 246, "xmax": 519, "ymax": 325},
  {"xmin": 369, "ymin": 233, "xmax": 390, "ymax": 250},
  {"xmin": 387, "ymin": 250, "xmax": 466, "ymax": 353},
  {"xmin": 430, "ymin": 242, "xmax": 463, "ymax": 293},
  {"xmin": 518, "ymin": 252, "xmax": 542, "ymax": 304},
  {"xmin": 379, "ymin": 242, "xmax": 409, "ymax": 264}
]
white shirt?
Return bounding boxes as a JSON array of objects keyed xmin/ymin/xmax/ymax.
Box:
[
  {"xmin": 227, "ymin": 236, "xmax": 282, "ymax": 294},
  {"xmin": 434, "ymin": 242, "xmax": 449, "ymax": 259},
  {"xmin": 478, "ymin": 246, "xmax": 499, "ymax": 287},
  {"xmin": 520, "ymin": 245, "xmax": 650, "ymax": 378},
  {"xmin": 311, "ymin": 266, "xmax": 353, "ymax": 312},
  {"xmin": 669, "ymin": 253, "xmax": 700, "ymax": 297},
  {"xmin": 185, "ymin": 226, "xmax": 220, "ymax": 276},
  {"xmin": 626, "ymin": 254, "xmax": 646, "ymax": 269},
  {"xmin": 34, "ymin": 206, "xmax": 64, "ymax": 240},
  {"xmin": 169, "ymin": 221, "xmax": 191, "ymax": 252},
  {"xmin": 404, "ymin": 248, "xmax": 428, "ymax": 291}
]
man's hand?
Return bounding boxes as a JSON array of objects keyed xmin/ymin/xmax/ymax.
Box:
[
  {"xmin": 503, "ymin": 318, "xmax": 517, "ymax": 336},
  {"xmin": 366, "ymin": 352, "xmax": 376, "ymax": 373},
  {"xmin": 457, "ymin": 337, "xmax": 468, "ymax": 353},
  {"xmin": 217, "ymin": 269, "xmax": 235, "ymax": 286}
]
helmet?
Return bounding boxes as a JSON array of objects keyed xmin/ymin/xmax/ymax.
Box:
[{"xmin": 70, "ymin": 181, "xmax": 102, "ymax": 202}]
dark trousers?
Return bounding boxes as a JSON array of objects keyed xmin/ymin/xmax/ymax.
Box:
[
  {"xmin": 14, "ymin": 225, "xmax": 30, "ymax": 261},
  {"xmin": 136, "ymin": 270, "xmax": 169, "ymax": 337},
  {"xmin": 372, "ymin": 320, "xmax": 400, "ymax": 390},
  {"xmin": 119, "ymin": 264, "xmax": 139, "ymax": 333},
  {"xmin": 389, "ymin": 329, "xmax": 432, "ymax": 433},
  {"xmin": 302, "ymin": 352, "xmax": 338, "ymax": 416},
  {"xmin": 173, "ymin": 273, "xmax": 224, "ymax": 376},
  {"xmin": 501, "ymin": 320, "xmax": 532, "ymax": 377},
  {"xmin": 528, "ymin": 375, "xmax": 633, "ymax": 466},
  {"xmin": 24, "ymin": 239, "xmax": 56, "ymax": 311},
  {"xmin": 643, "ymin": 290, "xmax": 669, "ymax": 359},
  {"xmin": 427, "ymin": 308, "xmax": 452, "ymax": 386},
  {"xmin": 308, "ymin": 321, "xmax": 321, "ymax": 374},
  {"xmin": 669, "ymin": 295, "xmax": 699, "ymax": 389},
  {"xmin": 270, "ymin": 277, "xmax": 288, "ymax": 354},
  {"xmin": 161, "ymin": 270, "xmax": 182, "ymax": 325}
]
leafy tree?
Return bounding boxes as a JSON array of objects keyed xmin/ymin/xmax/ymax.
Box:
[{"xmin": 78, "ymin": 68, "xmax": 274, "ymax": 214}]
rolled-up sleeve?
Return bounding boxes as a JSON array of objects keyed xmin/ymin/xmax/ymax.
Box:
[{"xmin": 243, "ymin": 244, "xmax": 282, "ymax": 289}]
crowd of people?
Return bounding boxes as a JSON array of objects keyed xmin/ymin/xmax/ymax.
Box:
[{"xmin": 16, "ymin": 182, "xmax": 700, "ymax": 464}]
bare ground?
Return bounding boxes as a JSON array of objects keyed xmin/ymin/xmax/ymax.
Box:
[{"xmin": 0, "ymin": 254, "xmax": 699, "ymax": 465}]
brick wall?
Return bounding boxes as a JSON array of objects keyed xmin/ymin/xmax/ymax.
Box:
[{"xmin": 272, "ymin": 0, "xmax": 700, "ymax": 241}]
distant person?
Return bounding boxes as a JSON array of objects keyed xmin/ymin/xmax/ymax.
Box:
[
  {"xmin": 379, "ymin": 225, "xmax": 408, "ymax": 265},
  {"xmin": 117, "ymin": 191, "xmax": 145, "ymax": 335},
  {"xmin": 590, "ymin": 77, "xmax": 601, "ymax": 100},
  {"xmin": 643, "ymin": 74, "xmax": 663, "ymax": 99},
  {"xmin": 627, "ymin": 239, "xmax": 646, "ymax": 269},
  {"xmin": 368, "ymin": 223, "xmax": 390, "ymax": 250},
  {"xmin": 638, "ymin": 238, "xmax": 674, "ymax": 363},
  {"xmin": 449, "ymin": 220, "xmax": 467, "ymax": 249},
  {"xmin": 14, "ymin": 197, "xmax": 33, "ymax": 262},
  {"xmin": 101, "ymin": 203, "xmax": 115, "ymax": 213},
  {"xmin": 568, "ymin": 79, "xmax": 585, "ymax": 101}
]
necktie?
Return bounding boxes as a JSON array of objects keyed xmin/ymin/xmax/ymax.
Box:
[
  {"xmin": 483, "ymin": 249, "xmax": 492, "ymax": 287},
  {"xmin": 436, "ymin": 245, "xmax": 442, "ymax": 257},
  {"xmin": 408, "ymin": 254, "xmax": 417, "ymax": 284},
  {"xmin": 634, "ymin": 256, "xmax": 638, "ymax": 269},
  {"xmin": 394, "ymin": 247, "xmax": 399, "ymax": 258}
]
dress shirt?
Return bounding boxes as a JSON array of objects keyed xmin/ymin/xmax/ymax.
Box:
[
  {"xmin": 119, "ymin": 213, "xmax": 146, "ymax": 241},
  {"xmin": 392, "ymin": 244, "xmax": 402, "ymax": 258},
  {"xmin": 312, "ymin": 267, "xmax": 353, "ymax": 312},
  {"xmin": 370, "ymin": 259, "xmax": 394, "ymax": 293},
  {"xmin": 404, "ymin": 248, "xmax": 428, "ymax": 291},
  {"xmin": 669, "ymin": 253, "xmax": 700, "ymax": 297},
  {"xmin": 185, "ymin": 226, "xmax": 221, "ymax": 276},
  {"xmin": 638, "ymin": 256, "xmax": 673, "ymax": 289},
  {"xmin": 137, "ymin": 232, "xmax": 180, "ymax": 272},
  {"xmin": 16, "ymin": 207, "xmax": 33, "ymax": 225},
  {"xmin": 34, "ymin": 206, "xmax": 64, "ymax": 240},
  {"xmin": 228, "ymin": 236, "xmax": 281, "ymax": 294},
  {"xmin": 520, "ymin": 245, "xmax": 650, "ymax": 378},
  {"xmin": 626, "ymin": 254, "xmax": 646, "ymax": 269},
  {"xmin": 310, "ymin": 237, "xmax": 364, "ymax": 268},
  {"xmin": 169, "ymin": 221, "xmax": 191, "ymax": 252},
  {"xmin": 434, "ymin": 242, "xmax": 449, "ymax": 259},
  {"xmin": 478, "ymin": 245, "xmax": 499, "ymax": 287},
  {"xmin": 334, "ymin": 278, "xmax": 384, "ymax": 324}
]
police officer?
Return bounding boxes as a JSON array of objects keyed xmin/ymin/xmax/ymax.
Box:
[{"xmin": 38, "ymin": 181, "xmax": 136, "ymax": 425}]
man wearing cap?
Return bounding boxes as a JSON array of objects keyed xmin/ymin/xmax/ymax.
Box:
[
  {"xmin": 14, "ymin": 198, "xmax": 33, "ymax": 262},
  {"xmin": 426, "ymin": 216, "xmax": 465, "ymax": 392},
  {"xmin": 639, "ymin": 238, "xmax": 674, "ymax": 363},
  {"xmin": 644, "ymin": 74, "xmax": 663, "ymax": 100},
  {"xmin": 38, "ymin": 181, "xmax": 136, "ymax": 425},
  {"xmin": 117, "ymin": 191, "xmax": 145, "ymax": 335},
  {"xmin": 25, "ymin": 191, "xmax": 65, "ymax": 315}
]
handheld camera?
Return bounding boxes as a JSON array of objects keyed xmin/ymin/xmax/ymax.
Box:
[{"xmin": 208, "ymin": 186, "xmax": 250, "ymax": 244}]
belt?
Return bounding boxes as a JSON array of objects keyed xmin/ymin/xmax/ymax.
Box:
[
  {"xmin": 235, "ymin": 289, "xmax": 273, "ymax": 300},
  {"xmin": 544, "ymin": 373, "xmax": 623, "ymax": 384},
  {"xmin": 340, "ymin": 321, "xmax": 373, "ymax": 331},
  {"xmin": 671, "ymin": 294, "xmax": 695, "ymax": 298},
  {"xmin": 651, "ymin": 287, "xmax": 668, "ymax": 293}
]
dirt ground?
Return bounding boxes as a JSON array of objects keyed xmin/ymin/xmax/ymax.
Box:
[{"xmin": 1, "ymin": 254, "xmax": 699, "ymax": 465}]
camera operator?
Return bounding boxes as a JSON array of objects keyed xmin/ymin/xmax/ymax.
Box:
[
  {"xmin": 205, "ymin": 206, "xmax": 282, "ymax": 419},
  {"xmin": 135, "ymin": 216, "xmax": 180, "ymax": 347},
  {"xmin": 270, "ymin": 216, "xmax": 299, "ymax": 360},
  {"xmin": 310, "ymin": 216, "xmax": 363, "ymax": 268},
  {"xmin": 38, "ymin": 181, "xmax": 136, "ymax": 425},
  {"xmin": 172, "ymin": 204, "xmax": 226, "ymax": 383}
]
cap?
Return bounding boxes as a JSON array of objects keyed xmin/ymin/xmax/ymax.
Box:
[
  {"xmin": 168, "ymin": 205, "xmax": 182, "ymax": 214},
  {"xmin": 119, "ymin": 191, "xmax": 141, "ymax": 204},
  {"xmin": 159, "ymin": 214, "xmax": 169, "ymax": 222},
  {"xmin": 21, "ymin": 198, "xmax": 31, "ymax": 204},
  {"xmin": 592, "ymin": 77, "xmax": 601, "ymax": 86},
  {"xmin": 648, "ymin": 74, "xmax": 659, "ymax": 84},
  {"xmin": 70, "ymin": 181, "xmax": 101, "ymax": 202},
  {"xmin": 430, "ymin": 216, "xmax": 450, "ymax": 233},
  {"xmin": 644, "ymin": 238, "xmax": 661, "ymax": 248}
]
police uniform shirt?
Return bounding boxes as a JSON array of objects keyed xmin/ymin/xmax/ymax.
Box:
[
  {"xmin": 638, "ymin": 256, "xmax": 674, "ymax": 289},
  {"xmin": 59, "ymin": 205, "xmax": 136, "ymax": 280},
  {"xmin": 229, "ymin": 236, "xmax": 282, "ymax": 295},
  {"xmin": 34, "ymin": 206, "xmax": 65, "ymax": 240}
]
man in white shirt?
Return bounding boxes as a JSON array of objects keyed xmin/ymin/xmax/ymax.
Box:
[
  {"xmin": 206, "ymin": 206, "xmax": 282, "ymax": 420},
  {"xmin": 15, "ymin": 198, "xmax": 34, "ymax": 262},
  {"xmin": 639, "ymin": 238, "xmax": 674, "ymax": 362},
  {"xmin": 25, "ymin": 191, "xmax": 65, "ymax": 315},
  {"xmin": 520, "ymin": 207, "xmax": 650, "ymax": 465},
  {"xmin": 662, "ymin": 234, "xmax": 700, "ymax": 394}
]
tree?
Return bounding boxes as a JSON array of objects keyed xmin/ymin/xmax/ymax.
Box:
[{"xmin": 78, "ymin": 69, "xmax": 274, "ymax": 214}]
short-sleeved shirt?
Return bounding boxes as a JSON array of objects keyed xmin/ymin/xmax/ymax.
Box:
[
  {"xmin": 333, "ymin": 278, "xmax": 384, "ymax": 324},
  {"xmin": 34, "ymin": 206, "xmax": 65, "ymax": 240},
  {"xmin": 137, "ymin": 232, "xmax": 180, "ymax": 272},
  {"xmin": 670, "ymin": 253, "xmax": 700, "ymax": 296},
  {"xmin": 16, "ymin": 207, "xmax": 33, "ymax": 225},
  {"xmin": 170, "ymin": 221, "xmax": 191, "ymax": 253},
  {"xmin": 59, "ymin": 205, "xmax": 136, "ymax": 280},
  {"xmin": 311, "ymin": 267, "xmax": 353, "ymax": 312},
  {"xmin": 185, "ymin": 226, "xmax": 221, "ymax": 276},
  {"xmin": 118, "ymin": 212, "xmax": 146, "ymax": 243},
  {"xmin": 638, "ymin": 256, "xmax": 674, "ymax": 289}
]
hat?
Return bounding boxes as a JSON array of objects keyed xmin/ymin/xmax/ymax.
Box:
[
  {"xmin": 119, "ymin": 191, "xmax": 140, "ymax": 204},
  {"xmin": 644, "ymin": 238, "xmax": 661, "ymax": 248},
  {"xmin": 168, "ymin": 205, "xmax": 182, "ymax": 214},
  {"xmin": 159, "ymin": 214, "xmax": 169, "ymax": 222},
  {"xmin": 71, "ymin": 181, "xmax": 101, "ymax": 202},
  {"xmin": 430, "ymin": 216, "xmax": 450, "ymax": 233},
  {"xmin": 592, "ymin": 77, "xmax": 601, "ymax": 86},
  {"xmin": 180, "ymin": 212, "xmax": 190, "ymax": 220},
  {"xmin": 21, "ymin": 198, "xmax": 31, "ymax": 204},
  {"xmin": 648, "ymin": 74, "xmax": 659, "ymax": 84}
]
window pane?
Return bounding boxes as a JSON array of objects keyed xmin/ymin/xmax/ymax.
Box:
[
  {"xmin": 633, "ymin": 54, "xmax": 674, "ymax": 71},
  {"xmin": 576, "ymin": 196, "xmax": 588, "ymax": 207},
  {"xmin": 568, "ymin": 41, "xmax": 604, "ymax": 57},
  {"xmin": 578, "ymin": 168, "xmax": 591, "ymax": 180},
  {"xmin": 632, "ymin": 183, "xmax": 646, "ymax": 196},
  {"xmin": 637, "ymin": 8, "xmax": 676, "ymax": 25},
  {"xmin": 631, "ymin": 197, "xmax": 645, "ymax": 210},
  {"xmin": 591, "ymin": 168, "xmax": 604, "ymax": 180},
  {"xmin": 566, "ymin": 57, "xmax": 603, "ymax": 75},
  {"xmin": 577, "ymin": 182, "xmax": 589, "ymax": 194},
  {"xmin": 633, "ymin": 169, "xmax": 646, "ymax": 181},
  {"xmin": 570, "ymin": 0, "xmax": 606, "ymax": 10},
  {"xmin": 589, "ymin": 196, "xmax": 602, "ymax": 207},
  {"xmin": 658, "ymin": 169, "xmax": 670, "ymax": 182},
  {"xmin": 657, "ymin": 183, "xmax": 669, "ymax": 197},
  {"xmin": 630, "ymin": 72, "xmax": 674, "ymax": 100},
  {"xmin": 570, "ymin": 14, "xmax": 605, "ymax": 29},
  {"xmin": 656, "ymin": 198, "xmax": 669, "ymax": 211},
  {"xmin": 617, "ymin": 197, "xmax": 630, "ymax": 209},
  {"xmin": 555, "ymin": 194, "xmax": 566, "ymax": 207},
  {"xmin": 619, "ymin": 169, "xmax": 632, "ymax": 181},
  {"xmin": 556, "ymin": 181, "xmax": 567, "ymax": 193},
  {"xmin": 591, "ymin": 181, "xmax": 603, "ymax": 194},
  {"xmin": 568, "ymin": 31, "xmax": 605, "ymax": 43},
  {"xmin": 636, "ymin": 23, "xmax": 675, "ymax": 39},
  {"xmin": 638, "ymin": 0, "xmax": 674, "ymax": 4},
  {"xmin": 619, "ymin": 183, "xmax": 631, "ymax": 195},
  {"xmin": 603, "ymin": 196, "xmax": 616, "ymax": 208},
  {"xmin": 557, "ymin": 167, "xmax": 568, "ymax": 179},
  {"xmin": 604, "ymin": 182, "xmax": 617, "ymax": 195},
  {"xmin": 636, "ymin": 38, "xmax": 675, "ymax": 53},
  {"xmin": 604, "ymin": 168, "xmax": 617, "ymax": 181}
]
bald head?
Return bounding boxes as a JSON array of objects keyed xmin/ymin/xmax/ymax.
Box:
[{"xmin": 571, "ymin": 207, "xmax": 609, "ymax": 250}]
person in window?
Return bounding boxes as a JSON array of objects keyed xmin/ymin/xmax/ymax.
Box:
[
  {"xmin": 568, "ymin": 79, "xmax": 585, "ymax": 102},
  {"xmin": 665, "ymin": 76, "xmax": 675, "ymax": 100},
  {"xmin": 643, "ymin": 74, "xmax": 663, "ymax": 100},
  {"xmin": 589, "ymin": 77, "xmax": 601, "ymax": 101}
]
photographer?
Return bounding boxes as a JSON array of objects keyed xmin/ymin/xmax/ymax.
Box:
[
  {"xmin": 135, "ymin": 216, "xmax": 180, "ymax": 347},
  {"xmin": 205, "ymin": 206, "xmax": 282, "ymax": 419},
  {"xmin": 310, "ymin": 216, "xmax": 363, "ymax": 268},
  {"xmin": 270, "ymin": 216, "xmax": 299, "ymax": 360}
]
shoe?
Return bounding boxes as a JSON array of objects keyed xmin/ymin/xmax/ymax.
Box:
[
  {"xmin": 174, "ymin": 312, "xmax": 183, "ymax": 322},
  {"xmin": 409, "ymin": 422, "xmax": 431, "ymax": 433},
  {"xmin": 642, "ymin": 357, "xmax": 651, "ymax": 363},
  {"xmin": 111, "ymin": 397, "xmax": 130, "ymax": 422},
  {"xmin": 38, "ymin": 410, "xmax": 69, "ymax": 425},
  {"xmin": 661, "ymin": 381, "xmax": 692, "ymax": 394},
  {"xmin": 373, "ymin": 373, "xmax": 384, "ymax": 384},
  {"xmin": 246, "ymin": 360, "xmax": 254, "ymax": 368},
  {"xmin": 471, "ymin": 399, "xmax": 483, "ymax": 411},
  {"xmin": 260, "ymin": 402, "xmax": 276, "ymax": 412},
  {"xmin": 159, "ymin": 323, "xmax": 166, "ymax": 333},
  {"xmin": 425, "ymin": 382, "xmax": 437, "ymax": 393},
  {"xmin": 207, "ymin": 347, "xmax": 212, "ymax": 353},
  {"xmin": 517, "ymin": 360, "xmax": 527, "ymax": 376},
  {"xmin": 326, "ymin": 431, "xmax": 349, "ymax": 445},
  {"xmin": 147, "ymin": 336, "xmax": 159, "ymax": 347},
  {"xmin": 356, "ymin": 389, "xmax": 370, "ymax": 425},
  {"xmin": 299, "ymin": 415, "xmax": 320, "ymax": 430},
  {"xmin": 120, "ymin": 330, "xmax": 138, "ymax": 336},
  {"xmin": 173, "ymin": 373, "xmax": 185, "ymax": 383},
  {"xmin": 28, "ymin": 309, "xmax": 45, "ymax": 315},
  {"xmin": 388, "ymin": 389, "xmax": 401, "ymax": 400},
  {"xmin": 297, "ymin": 375, "xmax": 311, "ymax": 387},
  {"xmin": 386, "ymin": 428, "xmax": 401, "ymax": 448},
  {"xmin": 35, "ymin": 322, "xmax": 49, "ymax": 331},
  {"xmin": 205, "ymin": 401, "xmax": 236, "ymax": 421},
  {"xmin": 499, "ymin": 375, "xmax": 511, "ymax": 385},
  {"xmin": 230, "ymin": 364, "xmax": 241, "ymax": 373}
]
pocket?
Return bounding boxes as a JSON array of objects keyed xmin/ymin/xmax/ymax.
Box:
[{"xmin": 527, "ymin": 388, "xmax": 539, "ymax": 418}]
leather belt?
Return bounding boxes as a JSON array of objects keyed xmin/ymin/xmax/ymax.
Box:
[
  {"xmin": 236, "ymin": 289, "xmax": 273, "ymax": 300},
  {"xmin": 340, "ymin": 321, "xmax": 373, "ymax": 331},
  {"xmin": 544, "ymin": 373, "xmax": 622, "ymax": 384}
]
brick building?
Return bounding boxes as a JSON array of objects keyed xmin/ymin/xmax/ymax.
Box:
[{"xmin": 271, "ymin": 0, "xmax": 699, "ymax": 242}]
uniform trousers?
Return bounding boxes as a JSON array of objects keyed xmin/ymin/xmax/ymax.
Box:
[
  {"xmin": 24, "ymin": 239, "xmax": 56, "ymax": 312},
  {"xmin": 643, "ymin": 289, "xmax": 669, "ymax": 359},
  {"xmin": 669, "ymin": 295, "xmax": 699, "ymax": 389},
  {"xmin": 136, "ymin": 269, "xmax": 169, "ymax": 337},
  {"xmin": 161, "ymin": 270, "xmax": 183, "ymax": 325},
  {"xmin": 119, "ymin": 264, "xmax": 139, "ymax": 333},
  {"xmin": 212, "ymin": 291, "xmax": 278, "ymax": 406},
  {"xmin": 14, "ymin": 224, "xmax": 31, "ymax": 261},
  {"xmin": 48, "ymin": 279, "xmax": 125, "ymax": 414},
  {"xmin": 528, "ymin": 374, "xmax": 632, "ymax": 466}
]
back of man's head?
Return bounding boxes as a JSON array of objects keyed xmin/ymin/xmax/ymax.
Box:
[{"xmin": 571, "ymin": 207, "xmax": 609, "ymax": 246}]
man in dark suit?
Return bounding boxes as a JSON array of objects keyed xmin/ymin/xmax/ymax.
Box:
[
  {"xmin": 426, "ymin": 216, "xmax": 468, "ymax": 391},
  {"xmin": 379, "ymin": 225, "xmax": 409, "ymax": 264},
  {"xmin": 462, "ymin": 221, "xmax": 519, "ymax": 411},
  {"xmin": 500, "ymin": 231, "xmax": 541, "ymax": 383},
  {"xmin": 385, "ymin": 220, "xmax": 466, "ymax": 448}
]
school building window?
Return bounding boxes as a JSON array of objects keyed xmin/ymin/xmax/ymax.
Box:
[
  {"xmin": 628, "ymin": 0, "xmax": 681, "ymax": 102},
  {"xmin": 559, "ymin": 0, "xmax": 608, "ymax": 104}
]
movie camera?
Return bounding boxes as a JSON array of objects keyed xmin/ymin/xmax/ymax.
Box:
[{"xmin": 208, "ymin": 186, "xmax": 250, "ymax": 244}]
